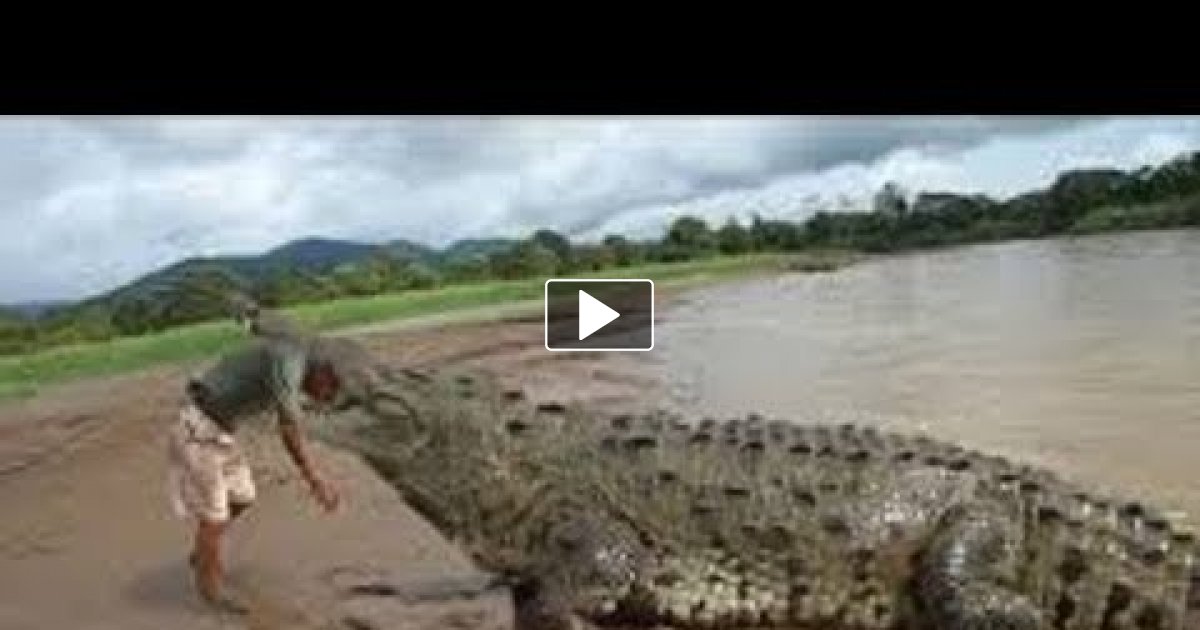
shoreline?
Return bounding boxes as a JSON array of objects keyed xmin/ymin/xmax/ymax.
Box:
[
  {"xmin": 0, "ymin": 251, "xmax": 851, "ymax": 405},
  {"xmin": 28, "ymin": 224, "xmax": 1178, "ymax": 405}
]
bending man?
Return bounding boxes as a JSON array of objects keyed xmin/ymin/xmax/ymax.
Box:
[{"xmin": 165, "ymin": 313, "xmax": 369, "ymax": 611}]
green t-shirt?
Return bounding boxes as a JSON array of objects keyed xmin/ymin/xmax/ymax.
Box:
[{"xmin": 189, "ymin": 338, "xmax": 309, "ymax": 433}]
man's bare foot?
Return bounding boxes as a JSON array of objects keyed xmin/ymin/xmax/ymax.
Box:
[
  {"xmin": 204, "ymin": 591, "xmax": 250, "ymax": 616},
  {"xmin": 190, "ymin": 559, "xmax": 248, "ymax": 616}
]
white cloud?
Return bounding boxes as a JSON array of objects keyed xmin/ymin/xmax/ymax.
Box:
[{"xmin": 1, "ymin": 116, "xmax": 1198, "ymax": 303}]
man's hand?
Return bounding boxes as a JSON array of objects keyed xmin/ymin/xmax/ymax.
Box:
[
  {"xmin": 278, "ymin": 415, "xmax": 340, "ymax": 514},
  {"xmin": 309, "ymin": 476, "xmax": 340, "ymax": 513}
]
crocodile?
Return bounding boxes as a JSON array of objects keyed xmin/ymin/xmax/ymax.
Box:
[{"xmin": 315, "ymin": 364, "xmax": 1200, "ymax": 630}]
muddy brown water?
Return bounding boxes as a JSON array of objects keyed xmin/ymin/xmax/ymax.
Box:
[{"xmin": 650, "ymin": 229, "xmax": 1200, "ymax": 529}]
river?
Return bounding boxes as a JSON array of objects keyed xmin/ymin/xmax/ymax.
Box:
[{"xmin": 652, "ymin": 229, "xmax": 1200, "ymax": 527}]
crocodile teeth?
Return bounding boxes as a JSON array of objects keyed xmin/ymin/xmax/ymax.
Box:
[
  {"xmin": 816, "ymin": 594, "xmax": 840, "ymax": 619},
  {"xmin": 693, "ymin": 607, "xmax": 717, "ymax": 627},
  {"xmin": 668, "ymin": 600, "xmax": 691, "ymax": 622},
  {"xmin": 740, "ymin": 598, "xmax": 760, "ymax": 618}
]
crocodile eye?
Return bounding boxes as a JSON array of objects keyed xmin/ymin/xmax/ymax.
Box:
[
  {"xmin": 536, "ymin": 401, "xmax": 567, "ymax": 414},
  {"xmin": 789, "ymin": 443, "xmax": 812, "ymax": 455},
  {"xmin": 624, "ymin": 435, "xmax": 658, "ymax": 450},
  {"xmin": 1119, "ymin": 502, "xmax": 1146, "ymax": 520},
  {"xmin": 846, "ymin": 450, "xmax": 871, "ymax": 464}
]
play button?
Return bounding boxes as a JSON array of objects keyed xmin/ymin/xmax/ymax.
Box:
[
  {"xmin": 577, "ymin": 290, "xmax": 621, "ymax": 340},
  {"xmin": 544, "ymin": 279, "xmax": 654, "ymax": 351}
]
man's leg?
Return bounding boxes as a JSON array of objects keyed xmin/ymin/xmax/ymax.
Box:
[
  {"xmin": 189, "ymin": 502, "xmax": 250, "ymax": 569},
  {"xmin": 186, "ymin": 443, "xmax": 256, "ymax": 613},
  {"xmin": 193, "ymin": 517, "xmax": 230, "ymax": 606},
  {"xmin": 203, "ymin": 447, "xmax": 257, "ymax": 611},
  {"xmin": 171, "ymin": 403, "xmax": 258, "ymax": 614}
]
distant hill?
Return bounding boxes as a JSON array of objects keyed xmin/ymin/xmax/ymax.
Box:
[
  {"xmin": 11, "ymin": 235, "xmax": 519, "ymax": 333},
  {"xmin": 383, "ymin": 239, "xmax": 439, "ymax": 264},
  {"xmin": 438, "ymin": 238, "xmax": 520, "ymax": 262},
  {"xmin": 248, "ymin": 238, "xmax": 384, "ymax": 278},
  {"xmin": 74, "ymin": 237, "xmax": 487, "ymax": 297},
  {"xmin": 3, "ymin": 300, "xmax": 68, "ymax": 319}
]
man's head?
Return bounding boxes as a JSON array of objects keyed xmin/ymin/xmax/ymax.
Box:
[
  {"xmin": 300, "ymin": 337, "xmax": 380, "ymax": 414},
  {"xmin": 302, "ymin": 359, "xmax": 342, "ymax": 411}
]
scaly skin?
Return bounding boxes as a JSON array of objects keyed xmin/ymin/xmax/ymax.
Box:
[{"xmin": 316, "ymin": 365, "xmax": 1200, "ymax": 630}]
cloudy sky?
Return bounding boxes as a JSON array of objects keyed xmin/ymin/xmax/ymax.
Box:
[{"xmin": 3, "ymin": 115, "xmax": 1200, "ymax": 303}]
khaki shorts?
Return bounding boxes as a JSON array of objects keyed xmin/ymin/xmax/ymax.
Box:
[{"xmin": 166, "ymin": 403, "xmax": 256, "ymax": 523}]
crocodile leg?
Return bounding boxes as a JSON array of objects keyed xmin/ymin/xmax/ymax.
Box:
[
  {"xmin": 512, "ymin": 578, "xmax": 587, "ymax": 630},
  {"xmin": 917, "ymin": 506, "xmax": 1045, "ymax": 630},
  {"xmin": 509, "ymin": 510, "xmax": 654, "ymax": 630}
]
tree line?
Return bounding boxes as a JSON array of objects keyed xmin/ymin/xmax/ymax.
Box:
[{"xmin": 4, "ymin": 151, "xmax": 1200, "ymax": 355}]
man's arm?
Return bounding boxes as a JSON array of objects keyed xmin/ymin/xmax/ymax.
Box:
[{"xmin": 278, "ymin": 405, "xmax": 340, "ymax": 512}]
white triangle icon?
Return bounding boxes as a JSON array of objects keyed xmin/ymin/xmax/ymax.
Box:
[{"xmin": 578, "ymin": 290, "xmax": 621, "ymax": 340}]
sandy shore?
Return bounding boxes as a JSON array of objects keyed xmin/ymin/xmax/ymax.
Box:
[{"xmin": 0, "ymin": 307, "xmax": 666, "ymax": 630}]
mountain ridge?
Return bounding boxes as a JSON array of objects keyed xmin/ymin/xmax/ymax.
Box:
[{"xmin": 5, "ymin": 236, "xmax": 518, "ymax": 315}]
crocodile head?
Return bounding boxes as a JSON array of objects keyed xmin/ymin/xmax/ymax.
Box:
[{"xmin": 319, "ymin": 365, "xmax": 511, "ymax": 536}]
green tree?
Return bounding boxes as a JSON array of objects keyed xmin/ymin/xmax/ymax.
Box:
[
  {"xmin": 0, "ymin": 310, "xmax": 38, "ymax": 355},
  {"xmin": 489, "ymin": 241, "xmax": 560, "ymax": 279},
  {"xmin": 603, "ymin": 235, "xmax": 643, "ymax": 266},
  {"xmin": 717, "ymin": 218, "xmax": 753, "ymax": 254},
  {"xmin": 390, "ymin": 260, "xmax": 440, "ymax": 290},
  {"xmin": 259, "ymin": 268, "xmax": 337, "ymax": 305},
  {"xmin": 750, "ymin": 215, "xmax": 804, "ymax": 251},
  {"xmin": 664, "ymin": 215, "xmax": 717, "ymax": 258},
  {"xmin": 530, "ymin": 229, "xmax": 572, "ymax": 265},
  {"xmin": 801, "ymin": 212, "xmax": 832, "ymax": 246},
  {"xmin": 572, "ymin": 243, "xmax": 617, "ymax": 271},
  {"xmin": 442, "ymin": 256, "xmax": 493, "ymax": 283},
  {"xmin": 111, "ymin": 298, "xmax": 155, "ymax": 335},
  {"xmin": 873, "ymin": 181, "xmax": 908, "ymax": 216},
  {"xmin": 330, "ymin": 262, "xmax": 384, "ymax": 297},
  {"xmin": 145, "ymin": 266, "xmax": 249, "ymax": 329}
]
